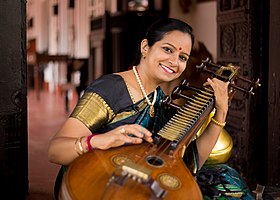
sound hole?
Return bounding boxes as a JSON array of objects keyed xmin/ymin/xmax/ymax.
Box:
[{"xmin": 145, "ymin": 155, "xmax": 164, "ymax": 168}]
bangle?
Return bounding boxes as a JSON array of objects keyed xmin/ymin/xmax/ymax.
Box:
[
  {"xmin": 74, "ymin": 137, "xmax": 85, "ymax": 156},
  {"xmin": 78, "ymin": 137, "xmax": 85, "ymax": 154},
  {"xmin": 211, "ymin": 117, "xmax": 226, "ymax": 128},
  {"xmin": 86, "ymin": 134, "xmax": 97, "ymax": 152},
  {"xmin": 74, "ymin": 138, "xmax": 82, "ymax": 156}
]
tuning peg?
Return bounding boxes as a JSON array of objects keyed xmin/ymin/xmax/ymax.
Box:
[
  {"xmin": 253, "ymin": 78, "xmax": 261, "ymax": 88},
  {"xmin": 236, "ymin": 76, "xmax": 261, "ymax": 88},
  {"xmin": 248, "ymin": 87, "xmax": 255, "ymax": 96},
  {"xmin": 171, "ymin": 86, "xmax": 193, "ymax": 101},
  {"xmin": 180, "ymin": 79, "xmax": 202, "ymax": 92},
  {"xmin": 196, "ymin": 60, "xmax": 233, "ymax": 82},
  {"xmin": 229, "ymin": 83, "xmax": 257, "ymax": 97},
  {"xmin": 160, "ymin": 96, "xmax": 181, "ymax": 110}
]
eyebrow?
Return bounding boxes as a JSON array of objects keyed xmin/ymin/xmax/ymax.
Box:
[{"xmin": 163, "ymin": 42, "xmax": 190, "ymax": 57}]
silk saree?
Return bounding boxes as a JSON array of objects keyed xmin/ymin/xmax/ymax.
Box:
[{"xmin": 54, "ymin": 74, "xmax": 253, "ymax": 199}]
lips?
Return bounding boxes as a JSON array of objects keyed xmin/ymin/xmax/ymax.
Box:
[{"xmin": 160, "ymin": 64, "xmax": 175, "ymax": 74}]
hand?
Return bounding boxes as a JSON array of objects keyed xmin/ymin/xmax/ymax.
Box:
[
  {"xmin": 206, "ymin": 78, "xmax": 229, "ymax": 115},
  {"xmin": 92, "ymin": 124, "xmax": 153, "ymax": 150}
]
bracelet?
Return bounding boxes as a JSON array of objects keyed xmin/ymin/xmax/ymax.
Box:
[
  {"xmin": 78, "ymin": 137, "xmax": 85, "ymax": 154},
  {"xmin": 74, "ymin": 138, "xmax": 82, "ymax": 156},
  {"xmin": 211, "ymin": 117, "xmax": 226, "ymax": 128},
  {"xmin": 74, "ymin": 137, "xmax": 85, "ymax": 156},
  {"xmin": 86, "ymin": 134, "xmax": 97, "ymax": 152}
]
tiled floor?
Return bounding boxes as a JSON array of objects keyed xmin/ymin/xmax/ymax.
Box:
[{"xmin": 26, "ymin": 89, "xmax": 77, "ymax": 200}]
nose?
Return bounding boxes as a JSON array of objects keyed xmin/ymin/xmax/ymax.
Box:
[{"xmin": 169, "ymin": 53, "xmax": 179, "ymax": 66}]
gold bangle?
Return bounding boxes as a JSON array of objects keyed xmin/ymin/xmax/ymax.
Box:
[
  {"xmin": 211, "ymin": 117, "xmax": 226, "ymax": 127},
  {"xmin": 78, "ymin": 137, "xmax": 85, "ymax": 154},
  {"xmin": 74, "ymin": 138, "xmax": 81, "ymax": 155},
  {"xmin": 75, "ymin": 137, "xmax": 85, "ymax": 155}
]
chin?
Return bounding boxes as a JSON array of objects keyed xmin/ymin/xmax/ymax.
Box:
[{"xmin": 161, "ymin": 75, "xmax": 178, "ymax": 83}]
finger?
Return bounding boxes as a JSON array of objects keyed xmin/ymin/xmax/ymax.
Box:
[
  {"xmin": 140, "ymin": 126, "xmax": 153, "ymax": 143},
  {"xmin": 206, "ymin": 78, "xmax": 216, "ymax": 90},
  {"xmin": 132, "ymin": 124, "xmax": 153, "ymax": 142},
  {"xmin": 116, "ymin": 128, "xmax": 143, "ymax": 145},
  {"xmin": 119, "ymin": 125, "xmax": 153, "ymax": 143},
  {"xmin": 126, "ymin": 136, "xmax": 143, "ymax": 144},
  {"xmin": 119, "ymin": 125, "xmax": 143, "ymax": 138},
  {"xmin": 208, "ymin": 78, "xmax": 229, "ymax": 93}
]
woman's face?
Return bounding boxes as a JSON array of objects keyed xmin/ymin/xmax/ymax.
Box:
[{"xmin": 142, "ymin": 30, "xmax": 192, "ymax": 83}]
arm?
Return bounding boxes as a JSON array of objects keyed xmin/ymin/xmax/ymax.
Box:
[
  {"xmin": 48, "ymin": 76, "xmax": 154, "ymax": 166},
  {"xmin": 47, "ymin": 117, "xmax": 92, "ymax": 165},
  {"xmin": 196, "ymin": 78, "xmax": 229, "ymax": 169},
  {"xmin": 48, "ymin": 118, "xmax": 153, "ymax": 166}
]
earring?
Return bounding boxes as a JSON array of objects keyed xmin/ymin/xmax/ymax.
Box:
[{"xmin": 142, "ymin": 54, "xmax": 146, "ymax": 59}]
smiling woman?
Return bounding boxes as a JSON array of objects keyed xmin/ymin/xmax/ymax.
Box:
[{"xmin": 47, "ymin": 18, "xmax": 244, "ymax": 200}]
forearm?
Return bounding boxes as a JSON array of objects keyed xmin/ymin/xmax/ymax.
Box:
[
  {"xmin": 48, "ymin": 136, "xmax": 88, "ymax": 166},
  {"xmin": 47, "ymin": 118, "xmax": 93, "ymax": 165},
  {"xmin": 196, "ymin": 109, "xmax": 227, "ymax": 169},
  {"xmin": 47, "ymin": 122, "xmax": 153, "ymax": 166}
]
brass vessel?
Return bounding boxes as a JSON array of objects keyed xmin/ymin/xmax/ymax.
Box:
[{"xmin": 196, "ymin": 110, "xmax": 233, "ymax": 164}]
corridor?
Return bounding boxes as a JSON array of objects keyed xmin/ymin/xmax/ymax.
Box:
[{"xmin": 26, "ymin": 89, "xmax": 77, "ymax": 200}]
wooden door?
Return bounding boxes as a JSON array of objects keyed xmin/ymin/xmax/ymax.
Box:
[
  {"xmin": 217, "ymin": 0, "xmax": 280, "ymax": 187},
  {"xmin": 0, "ymin": 0, "xmax": 28, "ymax": 198}
]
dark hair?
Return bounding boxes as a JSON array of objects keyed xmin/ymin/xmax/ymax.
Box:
[
  {"xmin": 146, "ymin": 18, "xmax": 194, "ymax": 48},
  {"xmin": 132, "ymin": 18, "xmax": 195, "ymax": 65}
]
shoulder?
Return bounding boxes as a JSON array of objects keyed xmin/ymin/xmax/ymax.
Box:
[
  {"xmin": 85, "ymin": 74, "xmax": 125, "ymax": 96},
  {"xmin": 86, "ymin": 74, "xmax": 123, "ymax": 90},
  {"xmin": 83, "ymin": 74, "xmax": 130, "ymax": 113}
]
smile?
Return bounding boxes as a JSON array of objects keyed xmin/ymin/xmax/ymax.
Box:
[{"xmin": 160, "ymin": 64, "xmax": 175, "ymax": 74}]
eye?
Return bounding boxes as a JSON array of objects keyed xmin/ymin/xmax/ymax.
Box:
[
  {"xmin": 162, "ymin": 47, "xmax": 172, "ymax": 53},
  {"xmin": 179, "ymin": 55, "xmax": 188, "ymax": 62}
]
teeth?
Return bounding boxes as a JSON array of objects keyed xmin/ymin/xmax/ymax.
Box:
[{"xmin": 161, "ymin": 65, "xmax": 174, "ymax": 73}]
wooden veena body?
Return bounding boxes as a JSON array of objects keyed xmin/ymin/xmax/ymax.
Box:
[
  {"xmin": 59, "ymin": 59, "xmax": 260, "ymax": 200},
  {"xmin": 60, "ymin": 142, "xmax": 203, "ymax": 200}
]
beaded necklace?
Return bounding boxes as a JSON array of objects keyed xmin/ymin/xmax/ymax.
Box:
[{"xmin": 132, "ymin": 66, "xmax": 157, "ymax": 117}]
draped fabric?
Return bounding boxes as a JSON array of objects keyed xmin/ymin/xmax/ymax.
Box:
[
  {"xmin": 70, "ymin": 74, "xmax": 199, "ymax": 173},
  {"xmin": 71, "ymin": 74, "xmax": 171, "ymax": 136},
  {"xmin": 196, "ymin": 164, "xmax": 254, "ymax": 199}
]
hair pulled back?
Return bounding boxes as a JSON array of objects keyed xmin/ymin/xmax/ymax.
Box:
[
  {"xmin": 145, "ymin": 18, "xmax": 194, "ymax": 48},
  {"xmin": 132, "ymin": 18, "xmax": 195, "ymax": 66}
]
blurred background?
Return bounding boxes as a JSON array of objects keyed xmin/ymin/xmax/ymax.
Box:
[{"xmin": 0, "ymin": 0, "xmax": 279, "ymax": 199}]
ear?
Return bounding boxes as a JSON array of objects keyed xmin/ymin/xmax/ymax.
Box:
[{"xmin": 140, "ymin": 39, "xmax": 149, "ymax": 56}]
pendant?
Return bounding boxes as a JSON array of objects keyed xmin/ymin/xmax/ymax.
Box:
[{"xmin": 149, "ymin": 106, "xmax": 155, "ymax": 118}]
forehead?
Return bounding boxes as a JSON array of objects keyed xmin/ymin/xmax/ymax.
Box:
[{"xmin": 158, "ymin": 30, "xmax": 192, "ymax": 53}]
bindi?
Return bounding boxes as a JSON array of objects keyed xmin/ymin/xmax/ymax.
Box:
[{"xmin": 179, "ymin": 47, "xmax": 182, "ymax": 51}]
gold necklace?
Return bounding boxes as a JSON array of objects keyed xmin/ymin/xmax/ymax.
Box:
[{"xmin": 132, "ymin": 66, "xmax": 157, "ymax": 117}]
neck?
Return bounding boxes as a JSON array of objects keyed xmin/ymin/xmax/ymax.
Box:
[{"xmin": 133, "ymin": 65, "xmax": 158, "ymax": 94}]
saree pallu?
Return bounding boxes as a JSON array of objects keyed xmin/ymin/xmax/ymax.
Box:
[
  {"xmin": 71, "ymin": 74, "xmax": 199, "ymax": 171},
  {"xmin": 196, "ymin": 164, "xmax": 254, "ymax": 199}
]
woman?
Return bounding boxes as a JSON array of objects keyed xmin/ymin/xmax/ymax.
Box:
[{"xmin": 48, "ymin": 18, "xmax": 251, "ymax": 199}]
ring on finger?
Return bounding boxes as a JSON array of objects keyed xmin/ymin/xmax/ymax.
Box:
[
  {"xmin": 120, "ymin": 127, "xmax": 126, "ymax": 134},
  {"xmin": 141, "ymin": 126, "xmax": 145, "ymax": 136}
]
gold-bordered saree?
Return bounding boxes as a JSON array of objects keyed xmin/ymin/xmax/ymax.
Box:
[
  {"xmin": 70, "ymin": 74, "xmax": 199, "ymax": 173},
  {"xmin": 55, "ymin": 74, "xmax": 252, "ymax": 200}
]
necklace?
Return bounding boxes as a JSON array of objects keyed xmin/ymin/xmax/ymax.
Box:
[{"xmin": 132, "ymin": 66, "xmax": 157, "ymax": 117}]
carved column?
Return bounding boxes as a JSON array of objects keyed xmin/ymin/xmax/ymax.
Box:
[{"xmin": 217, "ymin": 0, "xmax": 269, "ymax": 187}]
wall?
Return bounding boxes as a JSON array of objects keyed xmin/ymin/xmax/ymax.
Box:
[
  {"xmin": 27, "ymin": 0, "xmax": 90, "ymax": 57},
  {"xmin": 26, "ymin": 0, "xmax": 216, "ymax": 92},
  {"xmin": 27, "ymin": 0, "xmax": 49, "ymax": 53},
  {"xmin": 169, "ymin": 1, "xmax": 217, "ymax": 61},
  {"xmin": 74, "ymin": 0, "xmax": 90, "ymax": 58},
  {"xmin": 27, "ymin": 0, "xmax": 217, "ymax": 60}
]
